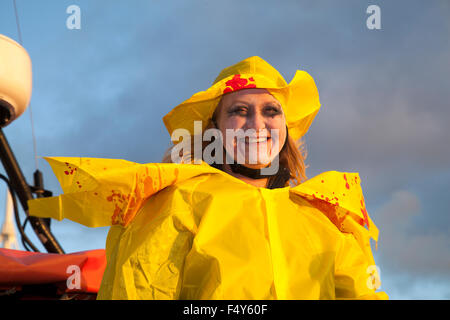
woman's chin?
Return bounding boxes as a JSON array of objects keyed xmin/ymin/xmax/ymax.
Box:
[
  {"xmin": 240, "ymin": 163, "xmax": 268, "ymax": 170},
  {"xmin": 240, "ymin": 154, "xmax": 276, "ymax": 169}
]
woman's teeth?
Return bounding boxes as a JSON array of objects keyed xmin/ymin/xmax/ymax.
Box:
[
  {"xmin": 249, "ymin": 138, "xmax": 266, "ymax": 143},
  {"xmin": 242, "ymin": 137, "xmax": 270, "ymax": 143}
]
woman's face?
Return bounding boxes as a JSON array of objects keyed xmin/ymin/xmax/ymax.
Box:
[{"xmin": 215, "ymin": 88, "xmax": 287, "ymax": 169}]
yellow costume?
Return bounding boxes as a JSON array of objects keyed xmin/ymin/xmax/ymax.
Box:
[{"xmin": 27, "ymin": 56, "xmax": 388, "ymax": 299}]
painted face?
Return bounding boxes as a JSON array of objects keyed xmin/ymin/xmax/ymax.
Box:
[{"xmin": 215, "ymin": 88, "xmax": 287, "ymax": 169}]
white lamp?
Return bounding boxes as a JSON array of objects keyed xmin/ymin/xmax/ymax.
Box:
[{"xmin": 0, "ymin": 34, "xmax": 32, "ymax": 127}]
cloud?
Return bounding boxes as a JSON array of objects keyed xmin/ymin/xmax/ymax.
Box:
[
  {"xmin": 374, "ymin": 190, "xmax": 450, "ymax": 277},
  {"xmin": 370, "ymin": 189, "xmax": 450, "ymax": 298},
  {"xmin": 381, "ymin": 272, "xmax": 450, "ymax": 300}
]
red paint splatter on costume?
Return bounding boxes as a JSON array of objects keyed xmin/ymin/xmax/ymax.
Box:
[
  {"xmin": 107, "ymin": 166, "xmax": 182, "ymax": 227},
  {"xmin": 63, "ymin": 162, "xmax": 76, "ymax": 175},
  {"xmin": 108, "ymin": 189, "xmax": 136, "ymax": 226},
  {"xmin": 306, "ymin": 198, "xmax": 345, "ymax": 229},
  {"xmin": 360, "ymin": 199, "xmax": 370, "ymax": 228},
  {"xmin": 223, "ymin": 74, "xmax": 257, "ymax": 93},
  {"xmin": 107, "ymin": 190, "xmax": 122, "ymax": 203},
  {"xmin": 344, "ymin": 174, "xmax": 350, "ymax": 189}
]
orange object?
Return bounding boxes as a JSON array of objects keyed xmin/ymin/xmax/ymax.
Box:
[{"xmin": 0, "ymin": 248, "xmax": 106, "ymax": 294}]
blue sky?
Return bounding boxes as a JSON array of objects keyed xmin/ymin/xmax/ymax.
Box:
[{"xmin": 0, "ymin": 0, "xmax": 449, "ymax": 299}]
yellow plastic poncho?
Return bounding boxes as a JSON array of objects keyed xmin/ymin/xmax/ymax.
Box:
[{"xmin": 27, "ymin": 157, "xmax": 388, "ymax": 300}]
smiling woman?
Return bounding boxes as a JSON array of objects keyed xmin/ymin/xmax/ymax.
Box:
[
  {"xmin": 162, "ymin": 91, "xmax": 307, "ymax": 189},
  {"xmin": 27, "ymin": 56, "xmax": 388, "ymax": 300},
  {"xmin": 212, "ymin": 88, "xmax": 290, "ymax": 188}
]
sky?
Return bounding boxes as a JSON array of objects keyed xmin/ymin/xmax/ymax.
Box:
[{"xmin": 0, "ymin": 0, "xmax": 449, "ymax": 299}]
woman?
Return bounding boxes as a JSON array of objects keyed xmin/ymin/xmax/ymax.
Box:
[
  {"xmin": 28, "ymin": 56, "xmax": 388, "ymax": 299},
  {"xmin": 163, "ymin": 86, "xmax": 306, "ymax": 190}
]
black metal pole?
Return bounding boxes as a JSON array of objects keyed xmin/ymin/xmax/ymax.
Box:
[{"xmin": 0, "ymin": 128, "xmax": 64, "ymax": 254}]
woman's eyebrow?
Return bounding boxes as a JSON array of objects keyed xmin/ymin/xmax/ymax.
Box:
[
  {"xmin": 263, "ymin": 101, "xmax": 282, "ymax": 109},
  {"xmin": 230, "ymin": 100, "xmax": 252, "ymax": 106},
  {"xmin": 230, "ymin": 100, "xmax": 282, "ymax": 108}
]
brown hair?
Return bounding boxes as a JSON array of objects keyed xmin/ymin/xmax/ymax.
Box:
[{"xmin": 162, "ymin": 99, "xmax": 308, "ymax": 187}]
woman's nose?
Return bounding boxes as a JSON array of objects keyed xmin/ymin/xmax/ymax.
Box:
[{"xmin": 247, "ymin": 111, "xmax": 266, "ymax": 131}]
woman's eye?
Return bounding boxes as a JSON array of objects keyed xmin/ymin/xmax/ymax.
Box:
[
  {"xmin": 229, "ymin": 106, "xmax": 248, "ymax": 116},
  {"xmin": 264, "ymin": 106, "xmax": 281, "ymax": 116}
]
